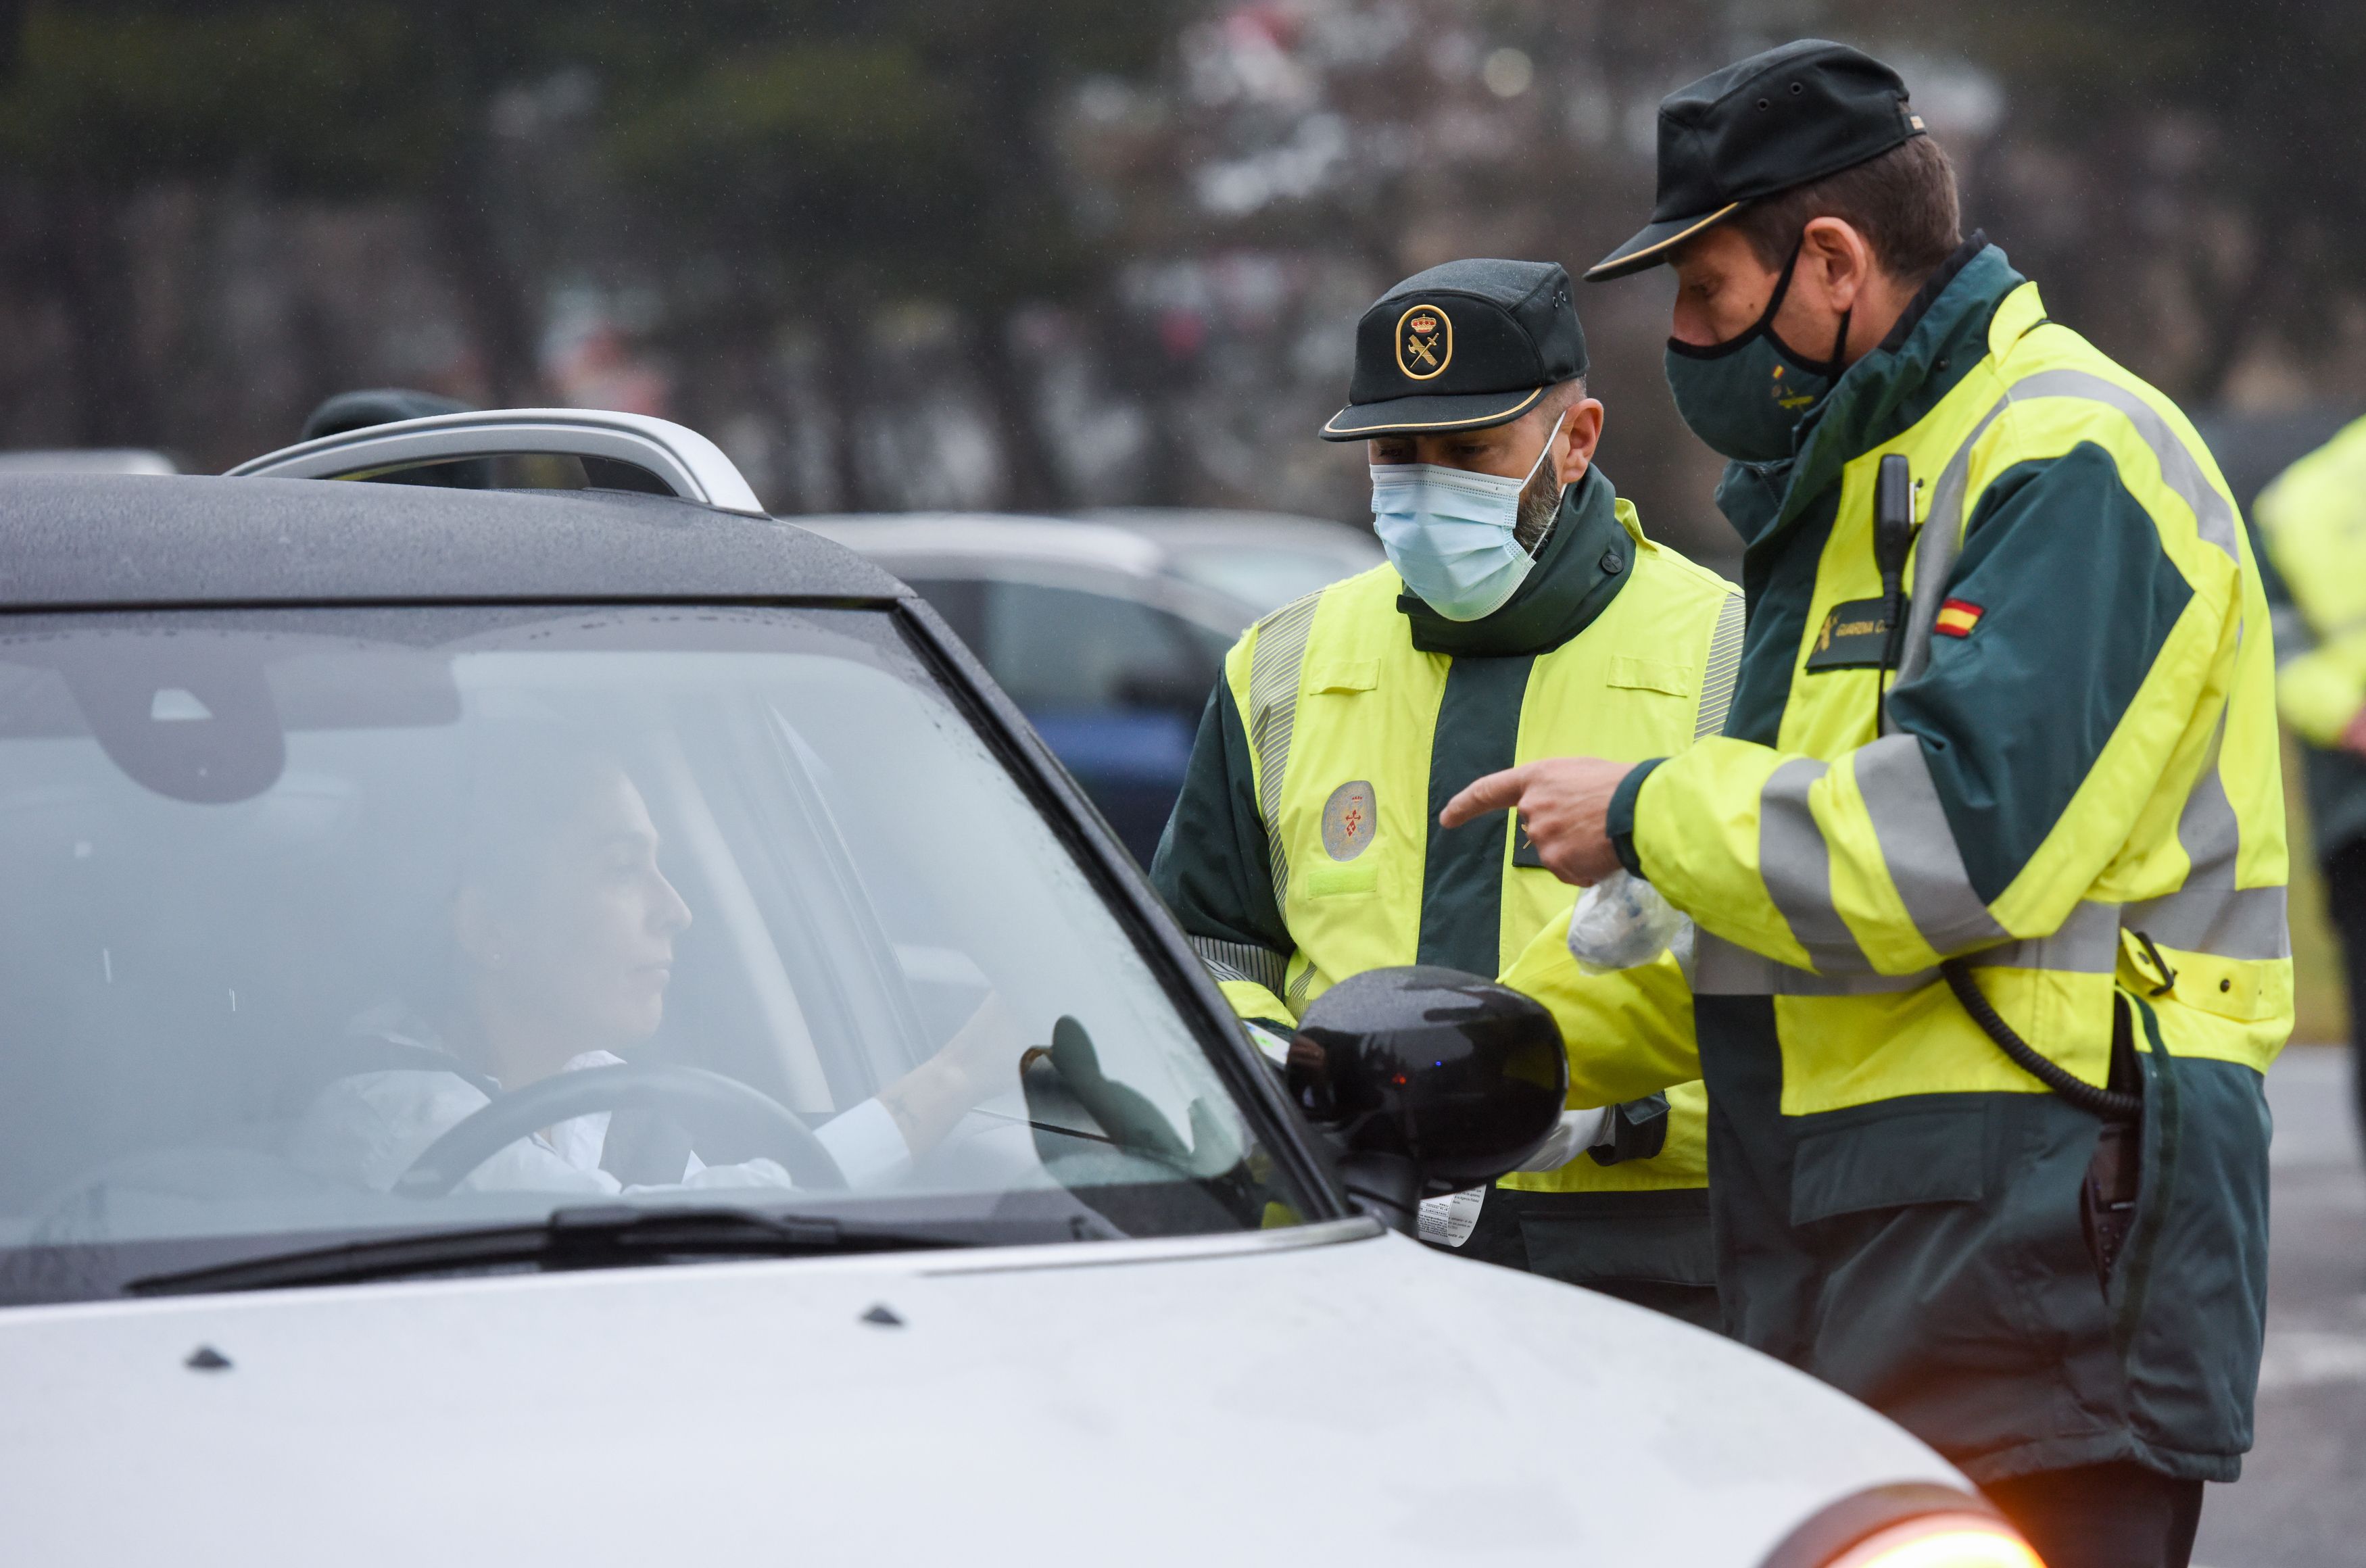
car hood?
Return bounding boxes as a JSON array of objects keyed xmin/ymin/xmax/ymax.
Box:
[{"xmin": 0, "ymin": 1220, "xmax": 1964, "ymax": 1566}]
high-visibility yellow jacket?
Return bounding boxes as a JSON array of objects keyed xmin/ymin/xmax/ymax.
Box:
[
  {"xmin": 2252, "ymin": 416, "xmax": 2366, "ymax": 860},
  {"xmin": 1507, "ymin": 240, "xmax": 2287, "ymax": 1485},
  {"xmin": 1149, "ymin": 468, "xmax": 1737, "ymax": 1223}
]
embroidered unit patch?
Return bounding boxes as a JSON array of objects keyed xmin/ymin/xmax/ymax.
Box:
[{"xmin": 1320, "ymin": 780, "xmax": 1378, "ymax": 861}]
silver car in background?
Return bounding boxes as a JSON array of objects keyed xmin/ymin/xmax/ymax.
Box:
[{"xmin": 801, "ymin": 510, "xmax": 1381, "ymax": 864}]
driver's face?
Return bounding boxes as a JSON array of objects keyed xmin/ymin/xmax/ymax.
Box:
[{"xmin": 501, "ymin": 768, "xmax": 692, "ymax": 1049}]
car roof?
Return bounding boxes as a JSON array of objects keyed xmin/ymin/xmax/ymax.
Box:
[{"xmin": 0, "ymin": 474, "xmax": 909, "ymax": 609}]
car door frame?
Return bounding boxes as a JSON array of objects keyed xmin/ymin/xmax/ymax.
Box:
[{"xmin": 882, "ymin": 590, "xmax": 1349, "ymax": 1222}]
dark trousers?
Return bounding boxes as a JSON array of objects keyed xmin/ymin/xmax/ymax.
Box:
[
  {"xmin": 1982, "ymin": 1461, "xmax": 2202, "ymax": 1568},
  {"xmin": 1438, "ymin": 1184, "xmax": 1722, "ymax": 1331},
  {"xmin": 2324, "ymin": 836, "xmax": 2366, "ymax": 1152}
]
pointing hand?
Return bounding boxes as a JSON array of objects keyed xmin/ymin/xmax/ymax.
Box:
[{"xmin": 1439, "ymin": 757, "xmax": 1635, "ymax": 886}]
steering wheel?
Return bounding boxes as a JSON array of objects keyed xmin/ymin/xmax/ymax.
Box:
[{"xmin": 393, "ymin": 1062, "xmax": 847, "ymax": 1198}]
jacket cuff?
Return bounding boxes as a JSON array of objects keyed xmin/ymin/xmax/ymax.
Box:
[{"xmin": 1607, "ymin": 758, "xmax": 1664, "ymax": 879}]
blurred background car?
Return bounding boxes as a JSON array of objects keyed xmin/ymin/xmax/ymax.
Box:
[{"xmin": 803, "ymin": 510, "xmax": 1380, "ymax": 864}]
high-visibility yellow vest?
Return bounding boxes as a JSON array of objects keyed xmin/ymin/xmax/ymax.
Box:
[{"xmin": 1212, "ymin": 495, "xmax": 1737, "ymax": 1193}]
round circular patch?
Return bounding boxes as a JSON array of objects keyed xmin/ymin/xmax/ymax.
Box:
[
  {"xmin": 1395, "ymin": 303, "xmax": 1453, "ymax": 382},
  {"xmin": 1321, "ymin": 780, "xmax": 1378, "ymax": 861}
]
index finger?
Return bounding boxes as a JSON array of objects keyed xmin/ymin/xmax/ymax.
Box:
[{"xmin": 1439, "ymin": 764, "xmax": 1532, "ymax": 829}]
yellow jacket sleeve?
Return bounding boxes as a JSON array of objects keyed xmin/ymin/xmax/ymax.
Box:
[{"xmin": 1500, "ymin": 908, "xmax": 1701, "ymax": 1103}]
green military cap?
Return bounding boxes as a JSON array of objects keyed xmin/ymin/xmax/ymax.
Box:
[
  {"xmin": 1320, "ymin": 258, "xmax": 1587, "ymax": 440},
  {"xmin": 1586, "ymin": 39, "xmax": 1925, "ymax": 282}
]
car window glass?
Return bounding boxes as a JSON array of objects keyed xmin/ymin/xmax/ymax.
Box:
[{"xmin": 0, "ymin": 605, "xmax": 1305, "ymax": 1304}]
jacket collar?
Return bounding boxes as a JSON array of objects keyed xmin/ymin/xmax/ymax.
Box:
[
  {"xmin": 1397, "ymin": 464, "xmax": 1635, "ymax": 657},
  {"xmin": 1715, "ymin": 232, "xmax": 2023, "ymax": 552}
]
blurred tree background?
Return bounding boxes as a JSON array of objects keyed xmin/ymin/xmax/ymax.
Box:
[{"xmin": 0, "ymin": 0, "xmax": 2353, "ymax": 1025}]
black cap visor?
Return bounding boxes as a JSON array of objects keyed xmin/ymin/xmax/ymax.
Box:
[
  {"xmin": 1320, "ymin": 384, "xmax": 1545, "ymax": 441},
  {"xmin": 1585, "ymin": 202, "xmax": 1744, "ymax": 282}
]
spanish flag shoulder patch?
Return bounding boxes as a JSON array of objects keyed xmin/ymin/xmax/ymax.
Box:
[{"xmin": 1933, "ymin": 598, "xmax": 1985, "ymax": 639}]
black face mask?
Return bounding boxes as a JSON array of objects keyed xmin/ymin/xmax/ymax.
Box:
[{"xmin": 1662, "ymin": 241, "xmax": 1854, "ymax": 464}]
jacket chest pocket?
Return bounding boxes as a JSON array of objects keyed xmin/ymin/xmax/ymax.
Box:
[{"xmin": 1604, "ymin": 656, "xmax": 1697, "ymax": 699}]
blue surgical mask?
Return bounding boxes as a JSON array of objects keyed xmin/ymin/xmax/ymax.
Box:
[{"xmin": 1370, "ymin": 413, "xmax": 1565, "ymax": 622}]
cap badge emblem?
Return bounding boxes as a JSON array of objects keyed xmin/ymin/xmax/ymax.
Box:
[
  {"xmin": 1395, "ymin": 303, "xmax": 1453, "ymax": 381},
  {"xmin": 1321, "ymin": 780, "xmax": 1377, "ymax": 861}
]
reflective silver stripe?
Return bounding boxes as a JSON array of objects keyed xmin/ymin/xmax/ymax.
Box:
[
  {"xmin": 1989, "ymin": 898, "xmax": 2123, "ymax": 973},
  {"xmin": 1688, "ymin": 932, "xmax": 1765, "ymax": 994},
  {"xmin": 1757, "ymin": 758, "xmax": 1874, "ymax": 972},
  {"xmin": 2123, "ymin": 883, "xmax": 2290, "ymax": 961},
  {"xmin": 1696, "ymin": 592, "xmax": 1745, "ymax": 740},
  {"xmin": 1896, "ymin": 366, "xmax": 2238, "ymax": 689},
  {"xmin": 1693, "ymin": 933, "xmax": 1914, "ymax": 996},
  {"xmin": 1188, "ymin": 935, "xmax": 1289, "ymax": 997},
  {"xmin": 1896, "ymin": 393, "xmax": 2016, "ymax": 686},
  {"xmin": 1692, "ymin": 899, "xmax": 2120, "ymax": 996},
  {"xmin": 2171, "ymin": 723, "xmax": 2242, "ymax": 882},
  {"xmin": 1854, "ymin": 733, "xmax": 2010, "ymax": 955},
  {"xmin": 1246, "ymin": 591, "xmax": 1322, "ymax": 914},
  {"xmin": 2119, "ymin": 717, "xmax": 2291, "ymax": 960},
  {"xmin": 2005, "ymin": 368, "xmax": 2240, "ymax": 562}
]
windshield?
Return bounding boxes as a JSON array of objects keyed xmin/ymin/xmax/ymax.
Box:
[{"xmin": 0, "ymin": 604, "xmax": 1311, "ymax": 1303}]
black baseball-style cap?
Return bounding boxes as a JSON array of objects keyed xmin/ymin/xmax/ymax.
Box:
[
  {"xmin": 1585, "ymin": 40, "xmax": 1925, "ymax": 282},
  {"xmin": 1320, "ymin": 258, "xmax": 1587, "ymax": 441}
]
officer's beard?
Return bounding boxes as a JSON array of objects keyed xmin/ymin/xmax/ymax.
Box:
[{"xmin": 1512, "ymin": 453, "xmax": 1566, "ymax": 556}]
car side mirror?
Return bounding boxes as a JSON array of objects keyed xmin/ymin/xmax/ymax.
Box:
[{"xmin": 1285, "ymin": 965, "xmax": 1567, "ymax": 1234}]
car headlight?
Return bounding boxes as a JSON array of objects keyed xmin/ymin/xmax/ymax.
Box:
[
  {"xmin": 1761, "ymin": 1484, "xmax": 2044, "ymax": 1568},
  {"xmin": 1822, "ymin": 1513, "xmax": 2043, "ymax": 1568}
]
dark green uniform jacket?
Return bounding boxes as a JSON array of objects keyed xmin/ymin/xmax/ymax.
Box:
[
  {"xmin": 1545, "ymin": 238, "xmax": 2284, "ymax": 1484},
  {"xmin": 1151, "ymin": 470, "xmax": 1741, "ymax": 1313}
]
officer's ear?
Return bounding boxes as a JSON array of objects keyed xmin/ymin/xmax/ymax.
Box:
[
  {"xmin": 1555, "ymin": 395, "xmax": 1605, "ymax": 486},
  {"xmin": 1796, "ymin": 214, "xmax": 1877, "ymax": 314}
]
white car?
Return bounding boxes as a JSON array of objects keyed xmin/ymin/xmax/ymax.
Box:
[{"xmin": 0, "ymin": 411, "xmax": 2032, "ymax": 1567}]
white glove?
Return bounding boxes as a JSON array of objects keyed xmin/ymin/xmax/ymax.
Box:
[{"xmin": 1514, "ymin": 1106, "xmax": 1614, "ymax": 1172}]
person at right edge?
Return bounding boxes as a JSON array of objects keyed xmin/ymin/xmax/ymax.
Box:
[
  {"xmin": 2251, "ymin": 428, "xmax": 2366, "ymax": 1156},
  {"xmin": 1446, "ymin": 41, "xmax": 2287, "ymax": 1568}
]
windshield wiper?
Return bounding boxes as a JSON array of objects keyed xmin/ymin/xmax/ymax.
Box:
[{"xmin": 123, "ymin": 1204, "xmax": 969, "ymax": 1298}]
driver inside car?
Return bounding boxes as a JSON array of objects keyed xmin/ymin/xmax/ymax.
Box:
[{"xmin": 289, "ymin": 734, "xmax": 1013, "ymax": 1195}]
